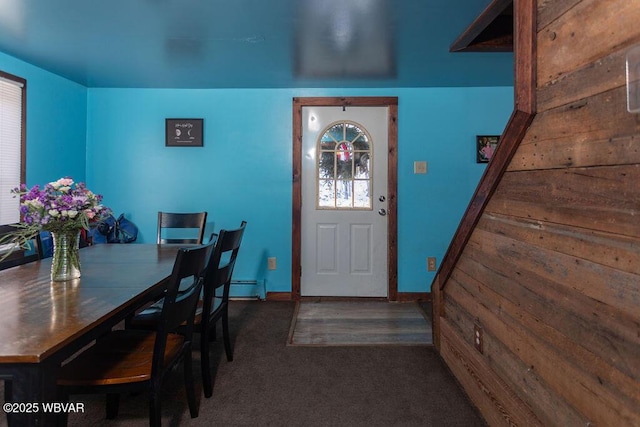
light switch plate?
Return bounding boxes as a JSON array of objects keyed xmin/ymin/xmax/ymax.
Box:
[{"xmin": 414, "ymin": 161, "xmax": 427, "ymax": 174}]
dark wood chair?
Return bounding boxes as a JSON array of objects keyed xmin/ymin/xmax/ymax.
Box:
[
  {"xmin": 196, "ymin": 221, "xmax": 246, "ymax": 397},
  {"xmin": 0, "ymin": 224, "xmax": 43, "ymax": 271},
  {"xmin": 56, "ymin": 241, "xmax": 214, "ymax": 426},
  {"xmin": 130, "ymin": 221, "xmax": 246, "ymax": 398},
  {"xmin": 156, "ymin": 211, "xmax": 207, "ymax": 244}
]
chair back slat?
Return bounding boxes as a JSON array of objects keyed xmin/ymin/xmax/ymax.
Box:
[
  {"xmin": 217, "ymin": 229, "xmax": 245, "ymax": 253},
  {"xmin": 163, "ymin": 277, "xmax": 203, "ymax": 332},
  {"xmin": 157, "ymin": 211, "xmax": 207, "ymax": 245}
]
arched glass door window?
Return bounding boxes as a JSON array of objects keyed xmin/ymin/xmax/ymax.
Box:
[{"xmin": 317, "ymin": 121, "xmax": 372, "ymax": 209}]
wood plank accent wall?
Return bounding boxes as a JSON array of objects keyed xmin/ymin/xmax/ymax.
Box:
[{"xmin": 435, "ymin": 0, "xmax": 640, "ymax": 425}]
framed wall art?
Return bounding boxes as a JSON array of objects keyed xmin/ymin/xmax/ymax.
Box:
[
  {"xmin": 476, "ymin": 135, "xmax": 499, "ymax": 163},
  {"xmin": 165, "ymin": 118, "xmax": 203, "ymax": 147}
]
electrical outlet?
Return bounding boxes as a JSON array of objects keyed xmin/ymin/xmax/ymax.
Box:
[
  {"xmin": 267, "ymin": 257, "xmax": 277, "ymax": 270},
  {"xmin": 427, "ymin": 257, "xmax": 436, "ymax": 271},
  {"xmin": 474, "ymin": 323, "xmax": 484, "ymax": 353}
]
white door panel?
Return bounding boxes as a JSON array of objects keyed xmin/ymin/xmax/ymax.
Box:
[
  {"xmin": 317, "ymin": 224, "xmax": 338, "ymax": 273},
  {"xmin": 301, "ymin": 106, "xmax": 388, "ymax": 297}
]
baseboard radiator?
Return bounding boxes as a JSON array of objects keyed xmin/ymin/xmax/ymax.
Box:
[{"xmin": 229, "ymin": 279, "xmax": 266, "ymax": 300}]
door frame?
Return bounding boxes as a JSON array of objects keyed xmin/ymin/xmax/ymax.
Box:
[{"xmin": 292, "ymin": 97, "xmax": 398, "ymax": 301}]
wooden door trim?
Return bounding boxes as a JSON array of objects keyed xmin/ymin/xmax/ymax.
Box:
[{"xmin": 292, "ymin": 97, "xmax": 399, "ymax": 301}]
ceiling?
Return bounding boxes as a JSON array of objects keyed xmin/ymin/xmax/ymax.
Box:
[{"xmin": 0, "ymin": 0, "xmax": 514, "ymax": 89}]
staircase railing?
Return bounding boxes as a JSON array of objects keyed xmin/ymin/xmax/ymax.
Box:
[{"xmin": 433, "ymin": 0, "xmax": 537, "ymax": 293}]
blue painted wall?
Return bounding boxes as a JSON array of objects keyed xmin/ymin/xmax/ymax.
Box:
[
  {"xmin": 1, "ymin": 51, "xmax": 513, "ymax": 295},
  {"xmin": 86, "ymin": 87, "xmax": 513, "ymax": 294},
  {"xmin": 0, "ymin": 52, "xmax": 87, "ymax": 186}
]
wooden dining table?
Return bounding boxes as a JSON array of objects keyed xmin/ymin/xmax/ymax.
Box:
[{"xmin": 0, "ymin": 243, "xmax": 183, "ymax": 426}]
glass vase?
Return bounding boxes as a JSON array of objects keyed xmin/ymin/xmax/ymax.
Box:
[{"xmin": 51, "ymin": 229, "xmax": 82, "ymax": 281}]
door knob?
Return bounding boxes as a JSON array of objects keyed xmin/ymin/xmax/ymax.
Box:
[{"xmin": 378, "ymin": 208, "xmax": 387, "ymax": 216}]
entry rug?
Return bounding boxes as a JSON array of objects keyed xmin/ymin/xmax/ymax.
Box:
[{"xmin": 287, "ymin": 301, "xmax": 432, "ymax": 346}]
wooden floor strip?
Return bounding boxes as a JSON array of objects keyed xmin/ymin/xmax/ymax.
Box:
[{"xmin": 288, "ymin": 301, "xmax": 433, "ymax": 346}]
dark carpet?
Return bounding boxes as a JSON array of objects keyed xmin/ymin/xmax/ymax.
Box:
[{"xmin": 5, "ymin": 301, "xmax": 486, "ymax": 426}]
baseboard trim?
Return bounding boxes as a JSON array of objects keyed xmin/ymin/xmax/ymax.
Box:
[
  {"xmin": 266, "ymin": 292, "xmax": 293, "ymax": 301},
  {"xmin": 396, "ymin": 292, "xmax": 431, "ymax": 302}
]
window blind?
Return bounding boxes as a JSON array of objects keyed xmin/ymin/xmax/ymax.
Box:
[{"xmin": 0, "ymin": 76, "xmax": 23, "ymax": 225}]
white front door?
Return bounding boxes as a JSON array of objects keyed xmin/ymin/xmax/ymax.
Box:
[{"xmin": 301, "ymin": 106, "xmax": 388, "ymax": 297}]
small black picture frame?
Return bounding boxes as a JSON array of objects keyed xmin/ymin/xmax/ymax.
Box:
[
  {"xmin": 165, "ymin": 118, "xmax": 203, "ymax": 147},
  {"xmin": 476, "ymin": 135, "xmax": 499, "ymax": 163}
]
